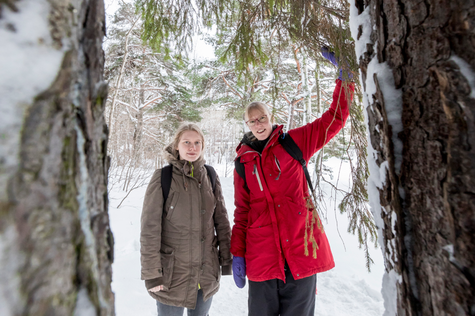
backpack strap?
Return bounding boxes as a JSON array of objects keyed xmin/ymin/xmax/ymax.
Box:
[
  {"xmin": 204, "ymin": 164, "xmax": 217, "ymax": 193},
  {"xmin": 279, "ymin": 133, "xmax": 315, "ymax": 194},
  {"xmin": 234, "ymin": 159, "xmax": 246, "ymax": 182},
  {"xmin": 233, "ymin": 133, "xmax": 314, "ymax": 194},
  {"xmin": 162, "ymin": 164, "xmax": 218, "ymax": 208},
  {"xmin": 161, "ymin": 165, "xmax": 173, "ymax": 208}
]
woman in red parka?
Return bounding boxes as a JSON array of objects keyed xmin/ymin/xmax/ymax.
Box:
[{"xmin": 230, "ymin": 48, "xmax": 354, "ymax": 316}]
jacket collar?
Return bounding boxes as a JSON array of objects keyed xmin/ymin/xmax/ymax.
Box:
[
  {"xmin": 236, "ymin": 124, "xmax": 283, "ymax": 158},
  {"xmin": 163, "ymin": 143, "xmax": 205, "ymax": 178}
]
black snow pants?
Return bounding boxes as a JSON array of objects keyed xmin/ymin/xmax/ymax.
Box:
[{"xmin": 248, "ymin": 263, "xmax": 317, "ymax": 316}]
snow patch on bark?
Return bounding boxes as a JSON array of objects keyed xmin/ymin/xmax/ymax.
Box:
[
  {"xmin": 366, "ymin": 57, "xmax": 403, "ymax": 173},
  {"xmin": 75, "ymin": 124, "xmax": 109, "ymax": 311},
  {"xmin": 74, "ymin": 288, "xmax": 97, "ymax": 316},
  {"xmin": 349, "ymin": 3, "xmax": 403, "ymax": 173},
  {"xmin": 442, "ymin": 244, "xmax": 454, "ymax": 261},
  {"xmin": 350, "ymin": 2, "xmax": 403, "ymax": 315},
  {"xmin": 0, "ymin": 0, "xmax": 64, "ymax": 200},
  {"xmin": 349, "ymin": 4, "xmax": 372, "ymax": 65},
  {"xmin": 0, "ymin": 227, "xmax": 25, "ymax": 316},
  {"xmin": 450, "ymin": 55, "xmax": 475, "ymax": 99},
  {"xmin": 382, "ymin": 270, "xmax": 402, "ymax": 316},
  {"xmin": 0, "ymin": 1, "xmax": 63, "ymax": 313}
]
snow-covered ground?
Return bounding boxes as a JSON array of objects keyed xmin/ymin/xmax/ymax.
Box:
[{"xmin": 109, "ymin": 158, "xmax": 385, "ymax": 315}]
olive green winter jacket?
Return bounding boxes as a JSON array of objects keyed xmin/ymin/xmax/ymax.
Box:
[{"xmin": 140, "ymin": 145, "xmax": 232, "ymax": 309}]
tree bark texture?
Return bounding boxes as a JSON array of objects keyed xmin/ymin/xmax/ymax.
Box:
[
  {"xmin": 0, "ymin": 0, "xmax": 114, "ymax": 315},
  {"xmin": 354, "ymin": 0, "xmax": 475, "ymax": 315}
]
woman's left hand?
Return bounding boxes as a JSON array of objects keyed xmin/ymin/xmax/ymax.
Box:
[
  {"xmin": 232, "ymin": 256, "xmax": 247, "ymax": 288},
  {"xmin": 148, "ymin": 285, "xmax": 164, "ymax": 293},
  {"xmin": 321, "ymin": 46, "xmax": 353, "ymax": 81}
]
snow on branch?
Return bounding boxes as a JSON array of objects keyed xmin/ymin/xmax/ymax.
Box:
[{"xmin": 140, "ymin": 96, "xmax": 162, "ymax": 109}]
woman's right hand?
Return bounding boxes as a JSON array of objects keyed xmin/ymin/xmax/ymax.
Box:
[{"xmin": 148, "ymin": 285, "xmax": 164, "ymax": 293}]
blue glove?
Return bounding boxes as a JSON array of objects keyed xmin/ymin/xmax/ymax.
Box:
[
  {"xmin": 321, "ymin": 46, "xmax": 352, "ymax": 81},
  {"xmin": 321, "ymin": 46, "xmax": 339, "ymax": 67},
  {"xmin": 232, "ymin": 256, "xmax": 246, "ymax": 288}
]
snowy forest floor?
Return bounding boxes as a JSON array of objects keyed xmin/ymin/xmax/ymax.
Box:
[{"xmin": 109, "ymin": 158, "xmax": 385, "ymax": 316}]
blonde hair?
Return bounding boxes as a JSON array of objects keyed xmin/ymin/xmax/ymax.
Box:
[
  {"xmin": 244, "ymin": 101, "xmax": 274, "ymax": 123},
  {"xmin": 170, "ymin": 123, "xmax": 206, "ymax": 159}
]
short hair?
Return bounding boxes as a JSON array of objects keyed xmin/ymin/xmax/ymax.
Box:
[{"xmin": 244, "ymin": 101, "xmax": 274, "ymax": 123}]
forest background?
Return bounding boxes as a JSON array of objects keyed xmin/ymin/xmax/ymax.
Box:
[
  {"xmin": 104, "ymin": 0, "xmax": 377, "ymax": 269},
  {"xmin": 1, "ymin": 0, "xmax": 473, "ymax": 315}
]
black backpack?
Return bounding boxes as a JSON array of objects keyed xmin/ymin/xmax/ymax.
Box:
[
  {"xmin": 161, "ymin": 164, "xmax": 217, "ymax": 207},
  {"xmin": 234, "ymin": 133, "xmax": 315, "ymax": 193}
]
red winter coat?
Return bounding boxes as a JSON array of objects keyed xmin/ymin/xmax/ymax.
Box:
[{"xmin": 231, "ymin": 79, "xmax": 354, "ymax": 282}]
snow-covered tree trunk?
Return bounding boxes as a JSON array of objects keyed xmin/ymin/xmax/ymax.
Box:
[
  {"xmin": 286, "ymin": 101, "xmax": 295, "ymax": 131},
  {"xmin": 0, "ymin": 0, "xmax": 114, "ymax": 315},
  {"xmin": 302, "ymin": 49, "xmax": 311, "ymax": 125},
  {"xmin": 315, "ymin": 59, "xmax": 321, "ymax": 114},
  {"xmin": 350, "ymin": 0, "xmax": 475, "ymax": 315},
  {"xmin": 133, "ymin": 89, "xmax": 145, "ymax": 168}
]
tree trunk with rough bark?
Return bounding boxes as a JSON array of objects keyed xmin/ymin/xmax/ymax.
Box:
[
  {"xmin": 0, "ymin": 0, "xmax": 114, "ymax": 315},
  {"xmin": 352, "ymin": 0, "xmax": 475, "ymax": 315}
]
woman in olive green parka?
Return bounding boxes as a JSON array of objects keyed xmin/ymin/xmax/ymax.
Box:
[{"xmin": 140, "ymin": 123, "xmax": 232, "ymax": 315}]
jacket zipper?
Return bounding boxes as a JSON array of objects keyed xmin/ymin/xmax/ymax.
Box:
[
  {"xmin": 187, "ymin": 173, "xmax": 203, "ymax": 292},
  {"xmin": 274, "ymin": 155, "xmax": 281, "ymax": 180},
  {"xmin": 253, "ymin": 164, "xmax": 264, "ymax": 191},
  {"xmin": 238, "ymin": 131, "xmax": 279, "ymax": 192}
]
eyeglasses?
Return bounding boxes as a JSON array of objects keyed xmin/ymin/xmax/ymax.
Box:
[{"xmin": 245, "ymin": 115, "xmax": 268, "ymax": 127}]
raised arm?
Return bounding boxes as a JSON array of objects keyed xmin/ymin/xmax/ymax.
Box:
[{"xmin": 288, "ymin": 79, "xmax": 355, "ymax": 162}]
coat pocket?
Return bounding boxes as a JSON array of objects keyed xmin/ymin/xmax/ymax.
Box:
[
  {"xmin": 160, "ymin": 249, "xmax": 175, "ymax": 291},
  {"xmin": 245, "ymin": 224, "xmax": 279, "ymax": 274},
  {"xmin": 165, "ymin": 192, "xmax": 180, "ymax": 221},
  {"xmin": 249, "ymin": 210, "xmax": 271, "ymax": 228}
]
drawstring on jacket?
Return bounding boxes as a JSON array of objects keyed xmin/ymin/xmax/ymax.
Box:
[
  {"xmin": 182, "ymin": 162, "xmax": 195, "ymax": 191},
  {"xmin": 182, "ymin": 172, "xmax": 188, "ymax": 191}
]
